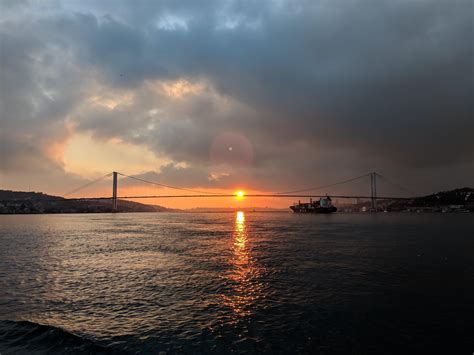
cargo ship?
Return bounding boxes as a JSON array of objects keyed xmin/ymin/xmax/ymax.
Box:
[{"xmin": 290, "ymin": 196, "xmax": 337, "ymax": 214}]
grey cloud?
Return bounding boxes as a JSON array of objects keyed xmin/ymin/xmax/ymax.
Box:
[
  {"xmin": 1, "ymin": 0, "xmax": 473, "ymax": 195},
  {"xmin": 62, "ymin": 1, "xmax": 472, "ymax": 165}
]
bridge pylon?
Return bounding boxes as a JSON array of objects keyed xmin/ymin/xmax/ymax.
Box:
[
  {"xmin": 112, "ymin": 171, "xmax": 118, "ymax": 211},
  {"xmin": 370, "ymin": 172, "xmax": 377, "ymax": 212}
]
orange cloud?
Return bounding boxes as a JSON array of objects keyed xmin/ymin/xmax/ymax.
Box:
[{"xmin": 149, "ymin": 79, "xmax": 204, "ymax": 99}]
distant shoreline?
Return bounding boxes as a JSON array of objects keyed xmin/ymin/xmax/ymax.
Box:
[
  {"xmin": 1, "ymin": 187, "xmax": 473, "ymax": 214},
  {"xmin": 1, "ymin": 210, "xmax": 472, "ymax": 216}
]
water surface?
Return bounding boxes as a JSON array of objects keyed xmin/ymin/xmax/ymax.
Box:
[{"xmin": 1, "ymin": 212, "xmax": 473, "ymax": 354}]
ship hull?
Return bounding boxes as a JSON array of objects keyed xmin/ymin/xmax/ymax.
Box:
[{"xmin": 290, "ymin": 206, "xmax": 337, "ymax": 214}]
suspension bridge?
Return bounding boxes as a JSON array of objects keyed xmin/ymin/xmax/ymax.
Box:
[{"xmin": 59, "ymin": 171, "xmax": 415, "ymax": 212}]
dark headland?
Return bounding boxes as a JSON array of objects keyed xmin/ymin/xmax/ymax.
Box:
[{"xmin": 0, "ymin": 190, "xmax": 176, "ymax": 214}]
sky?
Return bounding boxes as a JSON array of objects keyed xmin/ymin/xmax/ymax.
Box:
[{"xmin": 0, "ymin": 0, "xmax": 473, "ymax": 208}]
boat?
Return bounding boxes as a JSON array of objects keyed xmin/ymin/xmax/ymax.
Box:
[{"xmin": 290, "ymin": 196, "xmax": 337, "ymax": 214}]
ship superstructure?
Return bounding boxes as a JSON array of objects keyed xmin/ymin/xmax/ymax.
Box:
[{"xmin": 290, "ymin": 196, "xmax": 337, "ymax": 214}]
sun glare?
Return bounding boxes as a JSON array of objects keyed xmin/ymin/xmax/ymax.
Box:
[{"xmin": 235, "ymin": 190, "xmax": 245, "ymax": 200}]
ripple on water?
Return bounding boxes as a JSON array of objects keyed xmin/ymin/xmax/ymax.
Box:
[{"xmin": 0, "ymin": 212, "xmax": 473, "ymax": 354}]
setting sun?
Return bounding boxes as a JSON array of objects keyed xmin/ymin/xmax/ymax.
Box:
[{"xmin": 0, "ymin": 1, "xmax": 471, "ymax": 354}]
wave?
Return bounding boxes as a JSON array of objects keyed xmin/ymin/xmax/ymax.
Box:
[{"xmin": 0, "ymin": 320, "xmax": 118, "ymax": 354}]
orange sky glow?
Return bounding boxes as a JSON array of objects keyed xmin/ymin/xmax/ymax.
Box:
[
  {"xmin": 65, "ymin": 184, "xmax": 295, "ymax": 209},
  {"xmin": 57, "ymin": 132, "xmax": 297, "ymax": 209}
]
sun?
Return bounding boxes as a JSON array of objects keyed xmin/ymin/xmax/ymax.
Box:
[{"xmin": 235, "ymin": 190, "xmax": 245, "ymax": 200}]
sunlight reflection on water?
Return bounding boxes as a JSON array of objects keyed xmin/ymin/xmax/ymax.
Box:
[
  {"xmin": 0, "ymin": 213, "xmax": 473, "ymax": 353},
  {"xmin": 223, "ymin": 211, "xmax": 265, "ymax": 319}
]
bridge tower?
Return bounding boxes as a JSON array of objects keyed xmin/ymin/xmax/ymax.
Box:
[
  {"xmin": 112, "ymin": 171, "xmax": 118, "ymax": 211},
  {"xmin": 370, "ymin": 172, "xmax": 377, "ymax": 211}
]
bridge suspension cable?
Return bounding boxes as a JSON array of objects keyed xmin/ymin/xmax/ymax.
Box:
[
  {"xmin": 64, "ymin": 172, "xmax": 113, "ymax": 196},
  {"xmin": 59, "ymin": 171, "xmax": 415, "ymax": 203},
  {"xmin": 375, "ymin": 173, "xmax": 415, "ymax": 195},
  {"xmin": 116, "ymin": 172, "xmax": 227, "ymax": 195},
  {"xmin": 275, "ymin": 173, "xmax": 371, "ymax": 195}
]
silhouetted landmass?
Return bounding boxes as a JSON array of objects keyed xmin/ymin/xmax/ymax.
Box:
[
  {"xmin": 336, "ymin": 188, "xmax": 474, "ymax": 212},
  {"xmin": 412, "ymin": 187, "xmax": 473, "ymax": 206},
  {"xmin": 0, "ymin": 190, "xmax": 176, "ymax": 214},
  {"xmin": 387, "ymin": 187, "xmax": 473, "ymax": 212}
]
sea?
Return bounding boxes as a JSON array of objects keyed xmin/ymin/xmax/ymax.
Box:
[{"xmin": 0, "ymin": 212, "xmax": 473, "ymax": 354}]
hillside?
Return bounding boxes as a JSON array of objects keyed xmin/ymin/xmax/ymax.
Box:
[
  {"xmin": 0, "ymin": 190, "xmax": 175, "ymax": 214},
  {"xmin": 411, "ymin": 187, "xmax": 473, "ymax": 206},
  {"xmin": 382, "ymin": 187, "xmax": 473, "ymax": 212}
]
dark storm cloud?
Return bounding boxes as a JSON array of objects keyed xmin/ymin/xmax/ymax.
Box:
[
  {"xmin": 1, "ymin": 0, "xmax": 473, "ymax": 194},
  {"xmin": 63, "ymin": 0, "xmax": 473, "ymax": 164}
]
